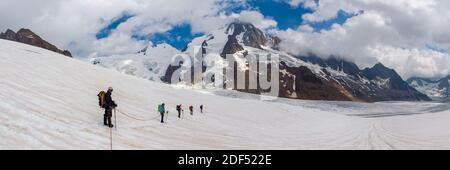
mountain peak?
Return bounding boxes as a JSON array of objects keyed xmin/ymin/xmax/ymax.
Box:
[
  {"xmin": 222, "ymin": 20, "xmax": 279, "ymax": 53},
  {"xmin": 374, "ymin": 62, "xmax": 384, "ymax": 67},
  {"xmin": 5, "ymin": 29, "xmax": 15, "ymax": 34},
  {"xmin": 1, "ymin": 29, "xmax": 16, "ymax": 40},
  {"xmin": 373, "ymin": 62, "xmax": 391, "ymax": 70},
  {"xmin": 16, "ymin": 28, "xmax": 42, "ymax": 41},
  {"xmin": 0, "ymin": 28, "xmax": 72, "ymax": 57},
  {"xmin": 227, "ymin": 21, "xmax": 256, "ymax": 32},
  {"xmin": 363, "ymin": 63, "xmax": 397, "ymax": 79},
  {"xmin": 226, "ymin": 21, "xmax": 263, "ymax": 37},
  {"xmin": 359, "ymin": 62, "xmax": 418, "ymax": 92},
  {"xmin": 17, "ymin": 28, "xmax": 33, "ymax": 34},
  {"xmin": 221, "ymin": 21, "xmax": 266, "ymax": 57}
]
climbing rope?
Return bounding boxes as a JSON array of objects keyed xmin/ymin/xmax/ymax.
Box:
[
  {"xmin": 116, "ymin": 109, "xmax": 160, "ymax": 121},
  {"xmin": 106, "ymin": 104, "xmax": 197, "ymax": 150},
  {"xmin": 107, "ymin": 109, "xmax": 163, "ymax": 150}
]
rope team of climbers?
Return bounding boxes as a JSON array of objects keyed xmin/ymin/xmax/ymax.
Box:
[
  {"xmin": 97, "ymin": 86, "xmax": 206, "ymax": 150},
  {"xmin": 97, "ymin": 87, "xmax": 205, "ymax": 128}
]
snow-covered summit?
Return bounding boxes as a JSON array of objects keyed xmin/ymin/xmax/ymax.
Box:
[{"xmin": 89, "ymin": 43, "xmax": 180, "ymax": 82}]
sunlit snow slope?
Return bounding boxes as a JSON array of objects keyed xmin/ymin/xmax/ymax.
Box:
[{"xmin": 1, "ymin": 39, "xmax": 450, "ymax": 150}]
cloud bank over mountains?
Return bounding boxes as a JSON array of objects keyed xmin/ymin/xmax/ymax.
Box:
[
  {"xmin": 278, "ymin": 0, "xmax": 450, "ymax": 78},
  {"xmin": 1, "ymin": 0, "xmax": 450, "ymax": 79}
]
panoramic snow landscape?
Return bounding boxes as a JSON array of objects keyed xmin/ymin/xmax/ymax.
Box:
[
  {"xmin": 3, "ymin": 0, "xmax": 450, "ymax": 151},
  {"xmin": 2, "ymin": 39, "xmax": 450, "ymax": 150}
]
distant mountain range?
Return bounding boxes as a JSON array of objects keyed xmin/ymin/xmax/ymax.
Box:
[
  {"xmin": 0, "ymin": 24, "xmax": 434, "ymax": 103},
  {"xmin": 407, "ymin": 76, "xmax": 450, "ymax": 100},
  {"xmin": 293, "ymin": 56, "xmax": 430, "ymax": 102},
  {"xmin": 91, "ymin": 21, "xmax": 430, "ymax": 102},
  {"xmin": 0, "ymin": 28, "xmax": 72, "ymax": 57}
]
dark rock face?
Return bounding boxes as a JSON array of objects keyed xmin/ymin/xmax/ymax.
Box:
[
  {"xmin": 279, "ymin": 62, "xmax": 354, "ymax": 101},
  {"xmin": 226, "ymin": 22, "xmax": 267, "ymax": 49},
  {"xmin": 221, "ymin": 22, "xmax": 279, "ymax": 57},
  {"xmin": 299, "ymin": 56, "xmax": 361, "ymax": 76},
  {"xmin": 0, "ymin": 28, "xmax": 72, "ymax": 57},
  {"xmin": 361, "ymin": 63, "xmax": 409, "ymax": 91},
  {"xmin": 270, "ymin": 36, "xmax": 281, "ymax": 50},
  {"xmin": 285, "ymin": 56, "xmax": 429, "ymax": 102},
  {"xmin": 1, "ymin": 29, "xmax": 17, "ymax": 40},
  {"xmin": 221, "ymin": 34, "xmax": 245, "ymax": 57},
  {"xmin": 358, "ymin": 63, "xmax": 430, "ymax": 101},
  {"xmin": 237, "ymin": 55, "xmax": 431, "ymax": 102}
]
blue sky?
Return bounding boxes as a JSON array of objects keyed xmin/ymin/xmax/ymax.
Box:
[
  {"xmin": 247, "ymin": 0, "xmax": 313, "ymax": 30},
  {"xmin": 95, "ymin": 0, "xmax": 355, "ymax": 50},
  {"xmin": 426, "ymin": 44, "xmax": 449, "ymax": 54},
  {"xmin": 96, "ymin": 12, "xmax": 135, "ymax": 39},
  {"xmin": 132, "ymin": 23, "xmax": 204, "ymax": 50}
]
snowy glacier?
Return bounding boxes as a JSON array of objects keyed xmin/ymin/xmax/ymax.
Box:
[{"xmin": 1, "ymin": 39, "xmax": 450, "ymax": 150}]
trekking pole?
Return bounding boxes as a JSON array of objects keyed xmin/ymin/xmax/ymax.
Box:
[
  {"xmin": 114, "ymin": 108, "xmax": 117, "ymax": 130},
  {"xmin": 166, "ymin": 111, "xmax": 169, "ymax": 123}
]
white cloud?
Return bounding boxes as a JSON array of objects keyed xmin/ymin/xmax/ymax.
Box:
[
  {"xmin": 2, "ymin": 0, "xmax": 450, "ymax": 79},
  {"xmin": 0, "ymin": 0, "xmax": 264, "ymax": 56},
  {"xmin": 277, "ymin": 0, "xmax": 450, "ymax": 78},
  {"xmin": 370, "ymin": 46, "xmax": 450, "ymax": 79},
  {"xmin": 283, "ymin": 0, "xmax": 315, "ymax": 8},
  {"xmin": 92, "ymin": 31, "xmax": 148, "ymax": 56},
  {"xmin": 0, "ymin": 0, "xmax": 140, "ymax": 56}
]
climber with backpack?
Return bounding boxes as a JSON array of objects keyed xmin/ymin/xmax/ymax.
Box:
[
  {"xmin": 158, "ymin": 103, "xmax": 166, "ymax": 123},
  {"xmin": 200, "ymin": 105, "xmax": 204, "ymax": 113},
  {"xmin": 176, "ymin": 105, "xmax": 182, "ymax": 119},
  {"xmin": 98, "ymin": 87, "xmax": 117, "ymax": 128},
  {"xmin": 189, "ymin": 105, "xmax": 194, "ymax": 115}
]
